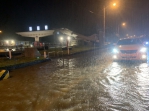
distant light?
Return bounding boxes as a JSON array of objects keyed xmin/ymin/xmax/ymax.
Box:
[
  {"xmin": 45, "ymin": 25, "xmax": 48, "ymax": 30},
  {"xmin": 60, "ymin": 37, "xmax": 63, "ymax": 41},
  {"xmin": 6, "ymin": 40, "xmax": 8, "ymax": 44},
  {"xmin": 29, "ymin": 27, "xmax": 32, "ymax": 31},
  {"xmin": 113, "ymin": 3, "xmax": 116, "ymax": 6},
  {"xmin": 37, "ymin": 26, "xmax": 40, "ymax": 30},
  {"xmin": 67, "ymin": 36, "xmax": 70, "ymax": 40},
  {"xmin": 113, "ymin": 55, "xmax": 117, "ymax": 59},
  {"xmin": 11, "ymin": 40, "xmax": 14, "ymax": 43},
  {"xmin": 122, "ymin": 23, "xmax": 126, "ymax": 26},
  {"xmin": 142, "ymin": 55, "xmax": 146, "ymax": 59},
  {"xmin": 146, "ymin": 42, "xmax": 148, "ymax": 44},
  {"xmin": 57, "ymin": 32, "xmax": 59, "ymax": 34},
  {"xmin": 30, "ymin": 44, "xmax": 33, "ymax": 47}
]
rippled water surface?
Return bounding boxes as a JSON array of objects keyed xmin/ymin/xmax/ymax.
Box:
[{"xmin": 1, "ymin": 49, "xmax": 149, "ymax": 111}]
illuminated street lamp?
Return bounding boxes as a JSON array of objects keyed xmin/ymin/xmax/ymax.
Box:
[
  {"xmin": 113, "ymin": 3, "xmax": 116, "ymax": 6},
  {"xmin": 117, "ymin": 22, "xmax": 126, "ymax": 37},
  {"xmin": 6, "ymin": 40, "xmax": 9, "ymax": 44},
  {"xmin": 59, "ymin": 36, "xmax": 64, "ymax": 47},
  {"xmin": 103, "ymin": 3, "xmax": 117, "ymax": 45},
  {"xmin": 67, "ymin": 36, "xmax": 70, "ymax": 41},
  {"xmin": 122, "ymin": 23, "xmax": 126, "ymax": 26},
  {"xmin": 60, "ymin": 37, "xmax": 63, "ymax": 41},
  {"xmin": 0, "ymin": 30, "xmax": 2, "ymax": 33}
]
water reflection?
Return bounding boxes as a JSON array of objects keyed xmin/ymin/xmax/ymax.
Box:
[{"xmin": 1, "ymin": 50, "xmax": 149, "ymax": 110}]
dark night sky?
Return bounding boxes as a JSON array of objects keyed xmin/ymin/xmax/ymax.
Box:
[{"xmin": 1, "ymin": 0, "xmax": 149, "ymax": 40}]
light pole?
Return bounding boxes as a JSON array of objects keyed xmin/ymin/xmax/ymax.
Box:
[
  {"xmin": 67, "ymin": 36, "xmax": 70, "ymax": 55},
  {"xmin": 117, "ymin": 22, "xmax": 126, "ymax": 37},
  {"xmin": 103, "ymin": 3, "xmax": 117, "ymax": 45},
  {"xmin": 103, "ymin": 6, "xmax": 106, "ymax": 45}
]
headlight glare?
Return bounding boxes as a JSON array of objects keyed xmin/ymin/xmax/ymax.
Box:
[
  {"xmin": 140, "ymin": 47, "xmax": 147, "ymax": 52},
  {"xmin": 142, "ymin": 55, "xmax": 146, "ymax": 59},
  {"xmin": 113, "ymin": 48, "xmax": 119, "ymax": 53}
]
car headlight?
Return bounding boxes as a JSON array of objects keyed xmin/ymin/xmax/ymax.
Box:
[
  {"xmin": 113, "ymin": 48, "xmax": 119, "ymax": 53},
  {"xmin": 140, "ymin": 47, "xmax": 147, "ymax": 52}
]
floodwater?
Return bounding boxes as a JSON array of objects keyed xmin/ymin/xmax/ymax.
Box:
[{"xmin": 1, "ymin": 49, "xmax": 149, "ymax": 111}]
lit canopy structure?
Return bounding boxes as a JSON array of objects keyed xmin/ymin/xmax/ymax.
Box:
[
  {"xmin": 16, "ymin": 28, "xmax": 99, "ymax": 42},
  {"xmin": 16, "ymin": 30, "xmax": 54, "ymax": 41}
]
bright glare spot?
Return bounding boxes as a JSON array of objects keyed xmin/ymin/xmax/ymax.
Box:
[
  {"xmin": 139, "ymin": 63, "xmax": 148, "ymax": 68},
  {"xmin": 142, "ymin": 55, "xmax": 146, "ymax": 59},
  {"xmin": 11, "ymin": 40, "xmax": 14, "ymax": 43},
  {"xmin": 122, "ymin": 23, "xmax": 126, "ymax": 26},
  {"xmin": 112, "ymin": 62, "xmax": 118, "ymax": 67},
  {"xmin": 113, "ymin": 48, "xmax": 119, "ymax": 53},
  {"xmin": 30, "ymin": 44, "xmax": 33, "ymax": 47},
  {"xmin": 140, "ymin": 47, "xmax": 147, "ymax": 52},
  {"xmin": 60, "ymin": 37, "xmax": 63, "ymax": 41},
  {"xmin": 113, "ymin": 55, "xmax": 117, "ymax": 59},
  {"xmin": 45, "ymin": 25, "xmax": 48, "ymax": 30},
  {"xmin": 37, "ymin": 26, "xmax": 40, "ymax": 30},
  {"xmin": 146, "ymin": 42, "xmax": 148, "ymax": 44},
  {"xmin": 113, "ymin": 3, "xmax": 116, "ymax": 6},
  {"xmin": 6, "ymin": 40, "xmax": 8, "ymax": 44},
  {"xmin": 29, "ymin": 27, "xmax": 32, "ymax": 31},
  {"xmin": 67, "ymin": 36, "xmax": 70, "ymax": 40}
]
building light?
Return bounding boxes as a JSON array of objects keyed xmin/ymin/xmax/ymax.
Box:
[
  {"xmin": 29, "ymin": 27, "xmax": 32, "ymax": 31},
  {"xmin": 45, "ymin": 25, "xmax": 48, "ymax": 30},
  {"xmin": 6, "ymin": 40, "xmax": 8, "ymax": 44},
  {"xmin": 11, "ymin": 40, "xmax": 14, "ymax": 43},
  {"xmin": 37, "ymin": 26, "xmax": 40, "ymax": 31},
  {"xmin": 67, "ymin": 36, "xmax": 70, "ymax": 40}
]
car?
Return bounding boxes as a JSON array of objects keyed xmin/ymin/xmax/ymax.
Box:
[{"xmin": 112, "ymin": 37, "xmax": 147, "ymax": 62}]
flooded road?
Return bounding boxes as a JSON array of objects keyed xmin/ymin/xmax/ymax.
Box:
[{"xmin": 1, "ymin": 49, "xmax": 149, "ymax": 111}]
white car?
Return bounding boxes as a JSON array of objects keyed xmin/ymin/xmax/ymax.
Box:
[{"xmin": 112, "ymin": 37, "xmax": 147, "ymax": 62}]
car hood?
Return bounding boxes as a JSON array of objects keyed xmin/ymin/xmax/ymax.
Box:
[{"xmin": 116, "ymin": 44, "xmax": 143, "ymax": 50}]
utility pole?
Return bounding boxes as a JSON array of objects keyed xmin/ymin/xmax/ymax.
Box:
[{"xmin": 103, "ymin": 6, "xmax": 106, "ymax": 45}]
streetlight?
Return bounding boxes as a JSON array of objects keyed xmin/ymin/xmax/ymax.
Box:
[
  {"xmin": 113, "ymin": 3, "xmax": 116, "ymax": 6},
  {"xmin": 103, "ymin": 3, "xmax": 117, "ymax": 45},
  {"xmin": 0, "ymin": 30, "xmax": 2, "ymax": 33},
  {"xmin": 122, "ymin": 23, "xmax": 126, "ymax": 26},
  {"xmin": 117, "ymin": 22, "xmax": 126, "ymax": 37},
  {"xmin": 59, "ymin": 36, "xmax": 64, "ymax": 47}
]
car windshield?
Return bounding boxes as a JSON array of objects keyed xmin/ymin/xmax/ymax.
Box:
[{"xmin": 117, "ymin": 38, "xmax": 142, "ymax": 45}]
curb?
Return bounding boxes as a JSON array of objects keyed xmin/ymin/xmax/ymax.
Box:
[
  {"xmin": 0, "ymin": 70, "xmax": 9, "ymax": 80},
  {"xmin": 0, "ymin": 58, "xmax": 51, "ymax": 70}
]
